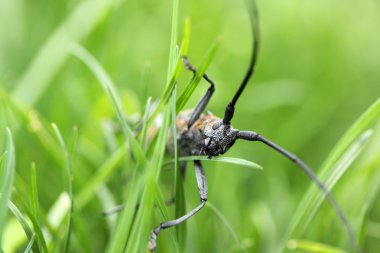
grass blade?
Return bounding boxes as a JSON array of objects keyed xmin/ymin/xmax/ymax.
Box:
[
  {"xmin": 24, "ymin": 233, "xmax": 36, "ymax": 253},
  {"xmin": 176, "ymin": 41, "xmax": 219, "ymax": 113},
  {"xmin": 125, "ymin": 104, "xmax": 172, "ymax": 252},
  {"xmin": 51, "ymin": 123, "xmax": 74, "ymax": 253},
  {"xmin": 207, "ymin": 202, "xmax": 247, "ymax": 253},
  {"xmin": 173, "ymin": 156, "xmax": 263, "ymax": 170},
  {"xmin": 70, "ymin": 43, "xmax": 146, "ymax": 164},
  {"xmin": 8, "ymin": 201, "xmax": 40, "ymax": 253},
  {"xmin": 287, "ymin": 239, "xmax": 349, "ymax": 253},
  {"xmin": 75, "ymin": 144, "xmax": 128, "ymax": 209},
  {"xmin": 284, "ymin": 98, "xmax": 380, "ymax": 249},
  {"xmin": 0, "ymin": 128, "xmax": 15, "ymax": 241},
  {"xmin": 146, "ymin": 18, "xmax": 191, "ymax": 125},
  {"xmin": 12, "ymin": 0, "xmax": 125, "ymax": 107},
  {"xmin": 140, "ymin": 97, "xmax": 152, "ymax": 151}
]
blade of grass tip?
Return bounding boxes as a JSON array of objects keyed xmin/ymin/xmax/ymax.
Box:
[
  {"xmin": 285, "ymin": 99, "xmax": 380, "ymax": 249},
  {"xmin": 207, "ymin": 202, "xmax": 247, "ymax": 253},
  {"xmin": 176, "ymin": 40, "xmax": 219, "ymax": 112},
  {"xmin": 287, "ymin": 239, "xmax": 349, "ymax": 253},
  {"xmin": 8, "ymin": 201, "xmax": 40, "ymax": 253},
  {"xmin": 24, "ymin": 233, "xmax": 36, "ymax": 253},
  {"xmin": 175, "ymin": 156, "xmax": 262, "ymax": 170},
  {"xmin": 167, "ymin": 0, "xmax": 179, "ymax": 80},
  {"xmin": 0, "ymin": 128, "xmax": 15, "ymax": 238},
  {"xmin": 70, "ymin": 43, "xmax": 145, "ymax": 164},
  {"xmin": 12, "ymin": 0, "xmax": 124, "ymax": 107},
  {"xmin": 147, "ymin": 18, "xmax": 191, "ymax": 125},
  {"xmin": 51, "ymin": 123, "xmax": 74, "ymax": 253}
]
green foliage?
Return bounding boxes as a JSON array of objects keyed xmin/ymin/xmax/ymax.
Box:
[{"xmin": 1, "ymin": 0, "xmax": 380, "ymax": 252}]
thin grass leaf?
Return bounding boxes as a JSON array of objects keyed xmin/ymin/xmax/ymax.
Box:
[
  {"xmin": 320, "ymin": 98, "xmax": 380, "ymax": 174},
  {"xmin": 284, "ymin": 98, "xmax": 380, "ymax": 249},
  {"xmin": 147, "ymin": 18, "xmax": 191, "ymax": 125},
  {"xmin": 0, "ymin": 128, "xmax": 15, "ymax": 239},
  {"xmin": 176, "ymin": 41, "xmax": 219, "ymax": 113},
  {"xmin": 287, "ymin": 239, "xmax": 349, "ymax": 253},
  {"xmin": 207, "ymin": 202, "xmax": 247, "ymax": 253},
  {"xmin": 174, "ymin": 156, "xmax": 262, "ymax": 170},
  {"xmin": 24, "ymin": 233, "xmax": 36, "ymax": 253},
  {"xmin": 75, "ymin": 144, "xmax": 128, "ymax": 209},
  {"xmin": 284, "ymin": 130, "xmax": 373, "ymax": 247},
  {"xmin": 12, "ymin": 189, "xmax": 48, "ymax": 253},
  {"xmin": 30, "ymin": 163, "xmax": 39, "ymax": 219},
  {"xmin": 12, "ymin": 0, "xmax": 125, "ymax": 107},
  {"xmin": 8, "ymin": 201, "xmax": 40, "ymax": 253},
  {"xmin": 105, "ymin": 170, "xmax": 143, "ymax": 253},
  {"xmin": 70, "ymin": 43, "xmax": 146, "ymax": 164},
  {"xmin": 125, "ymin": 104, "xmax": 172, "ymax": 252},
  {"xmin": 30, "ymin": 162, "xmax": 45, "ymax": 253},
  {"xmin": 51, "ymin": 123, "xmax": 74, "ymax": 253},
  {"xmin": 172, "ymin": 87, "xmax": 187, "ymax": 250},
  {"xmin": 153, "ymin": 182, "xmax": 181, "ymax": 253},
  {"xmin": 140, "ymin": 97, "xmax": 152, "ymax": 151}
]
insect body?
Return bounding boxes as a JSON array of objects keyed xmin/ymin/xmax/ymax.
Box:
[
  {"xmin": 175, "ymin": 110, "xmax": 237, "ymax": 157},
  {"xmin": 148, "ymin": 0, "xmax": 357, "ymax": 251}
]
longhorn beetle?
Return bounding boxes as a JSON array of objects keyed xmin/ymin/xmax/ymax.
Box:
[{"xmin": 147, "ymin": 0, "xmax": 357, "ymax": 251}]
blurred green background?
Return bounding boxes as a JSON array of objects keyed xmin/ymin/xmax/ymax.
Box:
[{"xmin": 1, "ymin": 0, "xmax": 380, "ymax": 252}]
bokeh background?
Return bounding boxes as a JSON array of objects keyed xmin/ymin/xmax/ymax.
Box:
[{"xmin": 1, "ymin": 0, "xmax": 380, "ymax": 252}]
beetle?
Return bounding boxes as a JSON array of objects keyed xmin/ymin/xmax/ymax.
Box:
[{"xmin": 147, "ymin": 0, "xmax": 356, "ymax": 251}]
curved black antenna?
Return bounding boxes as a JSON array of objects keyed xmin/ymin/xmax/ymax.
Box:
[
  {"xmin": 236, "ymin": 131, "xmax": 358, "ymax": 250},
  {"xmin": 223, "ymin": 0, "xmax": 260, "ymax": 125}
]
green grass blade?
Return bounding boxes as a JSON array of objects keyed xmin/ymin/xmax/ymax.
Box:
[
  {"xmin": 8, "ymin": 201, "xmax": 40, "ymax": 253},
  {"xmin": 105, "ymin": 169, "xmax": 143, "ymax": 253},
  {"xmin": 51, "ymin": 123, "xmax": 74, "ymax": 253},
  {"xmin": 173, "ymin": 156, "xmax": 263, "ymax": 170},
  {"xmin": 284, "ymin": 98, "xmax": 380, "ymax": 248},
  {"xmin": 147, "ymin": 18, "xmax": 191, "ymax": 125},
  {"xmin": 75, "ymin": 144, "xmax": 128, "ymax": 209},
  {"xmin": 320, "ymin": 98, "xmax": 380, "ymax": 176},
  {"xmin": 153, "ymin": 182, "xmax": 181, "ymax": 253},
  {"xmin": 0, "ymin": 128, "xmax": 15, "ymax": 239},
  {"xmin": 12, "ymin": 189, "xmax": 48, "ymax": 253},
  {"xmin": 24, "ymin": 233, "xmax": 36, "ymax": 253},
  {"xmin": 140, "ymin": 97, "xmax": 152, "ymax": 151},
  {"xmin": 12, "ymin": 0, "xmax": 124, "ymax": 107},
  {"xmin": 176, "ymin": 41, "xmax": 219, "ymax": 113},
  {"xmin": 172, "ymin": 87, "xmax": 187, "ymax": 250},
  {"xmin": 125, "ymin": 104, "xmax": 172, "ymax": 252},
  {"xmin": 207, "ymin": 202, "xmax": 247, "ymax": 253},
  {"xmin": 287, "ymin": 239, "xmax": 349, "ymax": 253},
  {"xmin": 70, "ymin": 43, "xmax": 145, "ymax": 164},
  {"xmin": 30, "ymin": 162, "xmax": 47, "ymax": 253},
  {"xmin": 30, "ymin": 163, "xmax": 39, "ymax": 220}
]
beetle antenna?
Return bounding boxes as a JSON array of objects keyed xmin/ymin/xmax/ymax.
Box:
[
  {"xmin": 236, "ymin": 131, "xmax": 357, "ymax": 249},
  {"xmin": 223, "ymin": 0, "xmax": 260, "ymax": 125}
]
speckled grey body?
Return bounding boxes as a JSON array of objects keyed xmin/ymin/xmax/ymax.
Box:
[{"xmin": 174, "ymin": 110, "xmax": 238, "ymax": 157}]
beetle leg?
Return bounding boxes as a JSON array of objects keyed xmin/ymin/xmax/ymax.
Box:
[{"xmin": 148, "ymin": 160, "xmax": 207, "ymax": 251}]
